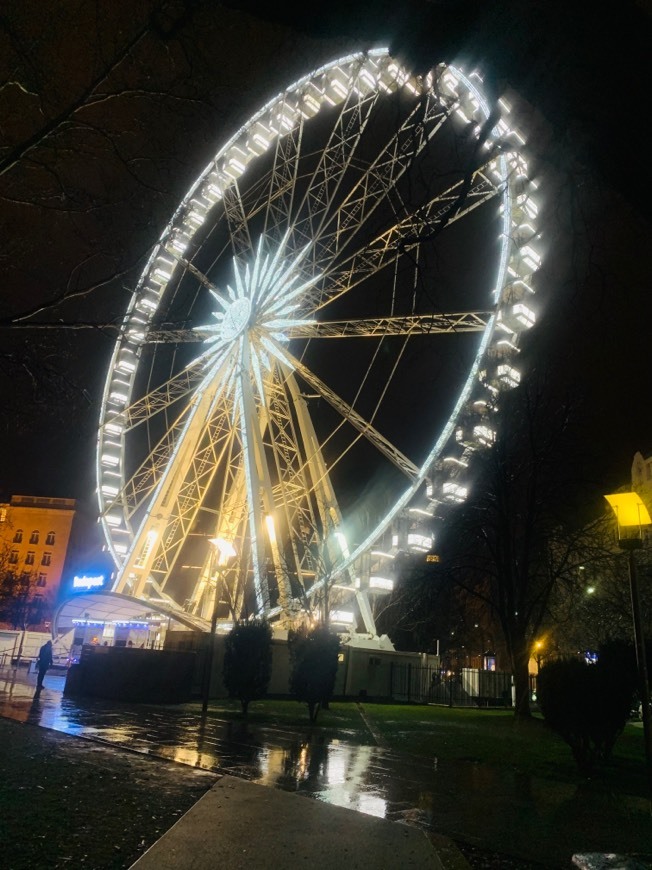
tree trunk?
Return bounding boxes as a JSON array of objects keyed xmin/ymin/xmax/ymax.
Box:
[{"xmin": 511, "ymin": 634, "xmax": 532, "ymax": 719}]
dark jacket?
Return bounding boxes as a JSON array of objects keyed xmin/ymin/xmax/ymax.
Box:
[{"xmin": 38, "ymin": 643, "xmax": 53, "ymax": 671}]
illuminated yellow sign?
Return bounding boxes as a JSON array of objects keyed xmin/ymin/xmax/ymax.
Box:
[{"xmin": 426, "ymin": 554, "xmax": 440, "ymax": 563}]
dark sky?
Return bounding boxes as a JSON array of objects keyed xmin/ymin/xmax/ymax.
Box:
[{"xmin": 1, "ymin": 0, "xmax": 651, "ymax": 535}]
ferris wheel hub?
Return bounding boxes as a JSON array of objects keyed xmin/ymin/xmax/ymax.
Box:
[{"xmin": 221, "ymin": 296, "xmax": 251, "ymax": 340}]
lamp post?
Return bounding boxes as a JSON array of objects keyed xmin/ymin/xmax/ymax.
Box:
[
  {"xmin": 533, "ymin": 640, "xmax": 544, "ymax": 673},
  {"xmin": 201, "ymin": 537, "xmax": 236, "ymax": 715},
  {"xmin": 604, "ymin": 492, "xmax": 652, "ymax": 806}
]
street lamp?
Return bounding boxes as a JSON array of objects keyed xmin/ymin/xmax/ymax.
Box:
[
  {"xmin": 604, "ymin": 491, "xmax": 652, "ymax": 806},
  {"xmin": 201, "ymin": 537, "xmax": 236, "ymax": 715}
]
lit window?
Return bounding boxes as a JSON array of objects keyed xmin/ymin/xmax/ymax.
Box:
[
  {"xmin": 13, "ymin": 529, "xmax": 23, "ymax": 543},
  {"xmin": 41, "ymin": 552, "xmax": 52, "ymax": 567},
  {"xmin": 25, "ymin": 551, "xmax": 35, "ymax": 566},
  {"xmin": 0, "ymin": 508, "xmax": 6, "ymax": 522},
  {"xmin": 29, "ymin": 530, "xmax": 39, "ymax": 544},
  {"xmin": 46, "ymin": 531, "xmax": 55, "ymax": 545}
]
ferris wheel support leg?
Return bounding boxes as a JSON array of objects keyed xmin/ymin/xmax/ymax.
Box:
[
  {"xmin": 354, "ymin": 589, "xmax": 377, "ymax": 636},
  {"xmin": 238, "ymin": 361, "xmax": 271, "ymax": 613}
]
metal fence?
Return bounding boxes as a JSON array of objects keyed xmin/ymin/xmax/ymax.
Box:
[{"xmin": 389, "ymin": 664, "xmax": 518, "ymax": 707}]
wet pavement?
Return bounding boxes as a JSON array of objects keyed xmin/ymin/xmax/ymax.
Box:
[{"xmin": 2, "ymin": 666, "xmax": 651, "ymax": 868}]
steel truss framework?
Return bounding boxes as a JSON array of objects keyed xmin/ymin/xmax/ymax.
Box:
[{"xmin": 96, "ymin": 50, "xmax": 541, "ymax": 635}]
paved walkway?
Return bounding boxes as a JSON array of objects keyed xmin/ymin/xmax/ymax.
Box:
[
  {"xmin": 1, "ymin": 666, "xmax": 651, "ymax": 869},
  {"xmin": 131, "ymin": 775, "xmax": 452, "ymax": 869}
]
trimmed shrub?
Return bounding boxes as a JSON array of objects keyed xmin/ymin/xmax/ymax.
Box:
[
  {"xmin": 288, "ymin": 625, "xmax": 340, "ymax": 723},
  {"xmin": 222, "ymin": 619, "xmax": 272, "ymax": 714},
  {"xmin": 537, "ymin": 648, "xmax": 635, "ymax": 776}
]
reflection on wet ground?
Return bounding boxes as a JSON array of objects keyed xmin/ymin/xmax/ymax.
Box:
[{"xmin": 1, "ymin": 667, "xmax": 650, "ymax": 868}]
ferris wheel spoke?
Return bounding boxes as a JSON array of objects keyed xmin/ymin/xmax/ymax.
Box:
[
  {"xmin": 222, "ymin": 96, "xmax": 306, "ymax": 245},
  {"xmin": 306, "ymin": 168, "xmax": 500, "ymax": 313},
  {"xmin": 120, "ymin": 341, "xmax": 234, "ymax": 431},
  {"xmin": 100, "ymin": 369, "xmax": 209, "ymax": 534},
  {"xmin": 144, "ymin": 310, "xmax": 489, "ymax": 344},
  {"xmin": 174, "ymin": 256, "xmax": 223, "ymax": 296},
  {"xmin": 289, "ymin": 73, "xmax": 379, "ymax": 270},
  {"xmin": 121, "ymin": 360, "xmax": 204, "ymax": 429},
  {"xmin": 261, "ymin": 120, "xmax": 302, "ymax": 245},
  {"xmin": 287, "ymin": 311, "xmax": 490, "ymax": 339},
  {"xmin": 222, "ymin": 180, "xmax": 253, "ymax": 266},
  {"xmin": 302, "ymin": 89, "xmax": 446, "ymax": 272},
  {"xmin": 278, "ymin": 346, "xmax": 419, "ymax": 480}
]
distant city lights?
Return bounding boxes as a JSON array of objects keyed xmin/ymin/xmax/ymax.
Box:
[{"xmin": 72, "ymin": 619, "xmax": 155, "ymax": 629}]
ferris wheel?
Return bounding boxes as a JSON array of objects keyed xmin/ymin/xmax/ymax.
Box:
[{"xmin": 96, "ymin": 49, "xmax": 541, "ymax": 635}]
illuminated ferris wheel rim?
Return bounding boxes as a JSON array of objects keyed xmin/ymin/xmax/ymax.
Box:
[{"xmin": 96, "ymin": 47, "xmax": 540, "ymax": 597}]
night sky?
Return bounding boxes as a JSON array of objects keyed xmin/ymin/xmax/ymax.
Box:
[{"xmin": 1, "ymin": 0, "xmax": 651, "ymax": 543}]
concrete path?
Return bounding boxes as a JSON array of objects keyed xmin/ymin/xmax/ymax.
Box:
[{"xmin": 130, "ymin": 775, "xmax": 454, "ymax": 869}]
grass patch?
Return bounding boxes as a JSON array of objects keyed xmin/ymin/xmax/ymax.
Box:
[
  {"xmin": 193, "ymin": 697, "xmax": 374, "ymax": 740},
  {"xmin": 362, "ymin": 705, "xmax": 645, "ymax": 787},
  {"xmin": 193, "ymin": 698, "xmax": 647, "ymax": 797}
]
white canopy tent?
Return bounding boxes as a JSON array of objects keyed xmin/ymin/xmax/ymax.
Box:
[{"xmin": 52, "ymin": 591, "xmax": 208, "ymax": 638}]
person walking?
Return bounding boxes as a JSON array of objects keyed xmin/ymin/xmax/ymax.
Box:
[{"xmin": 35, "ymin": 640, "xmax": 53, "ymax": 695}]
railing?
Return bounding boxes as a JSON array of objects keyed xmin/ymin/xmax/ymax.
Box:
[
  {"xmin": 389, "ymin": 664, "xmax": 516, "ymax": 707},
  {"xmin": 388, "ymin": 665, "xmax": 540, "ymax": 708},
  {"xmin": 0, "ymin": 647, "xmax": 17, "ymax": 668},
  {"xmin": 0, "ymin": 637, "xmax": 73, "ymax": 669}
]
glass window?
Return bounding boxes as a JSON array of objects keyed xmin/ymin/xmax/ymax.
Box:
[
  {"xmin": 13, "ymin": 530, "xmax": 23, "ymax": 543},
  {"xmin": 29, "ymin": 530, "xmax": 39, "ymax": 544},
  {"xmin": 25, "ymin": 551, "xmax": 35, "ymax": 566},
  {"xmin": 41, "ymin": 552, "xmax": 52, "ymax": 567},
  {"xmin": 36, "ymin": 575, "xmax": 47, "ymax": 587},
  {"xmin": 46, "ymin": 531, "xmax": 55, "ymax": 545},
  {"xmin": 8, "ymin": 551, "xmax": 18, "ymax": 564}
]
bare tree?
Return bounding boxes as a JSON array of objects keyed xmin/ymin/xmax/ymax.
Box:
[
  {"xmin": 0, "ymin": 567, "xmax": 51, "ymax": 630},
  {"xmin": 0, "ymin": 1, "xmax": 349, "ymax": 460},
  {"xmin": 548, "ymin": 517, "xmax": 652, "ymax": 656},
  {"xmin": 440, "ymin": 373, "xmax": 602, "ymax": 719}
]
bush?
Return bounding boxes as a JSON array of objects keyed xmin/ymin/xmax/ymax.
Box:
[
  {"xmin": 288, "ymin": 625, "xmax": 340, "ymax": 722},
  {"xmin": 222, "ymin": 619, "xmax": 273, "ymax": 714},
  {"xmin": 537, "ymin": 648, "xmax": 635, "ymax": 776}
]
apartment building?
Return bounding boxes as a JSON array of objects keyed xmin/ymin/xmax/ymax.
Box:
[{"xmin": 0, "ymin": 494, "xmax": 76, "ymax": 627}]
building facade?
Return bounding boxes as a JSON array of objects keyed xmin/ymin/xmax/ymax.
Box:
[
  {"xmin": 0, "ymin": 495, "xmax": 76, "ymax": 629},
  {"xmin": 631, "ymin": 451, "xmax": 652, "ymax": 507}
]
